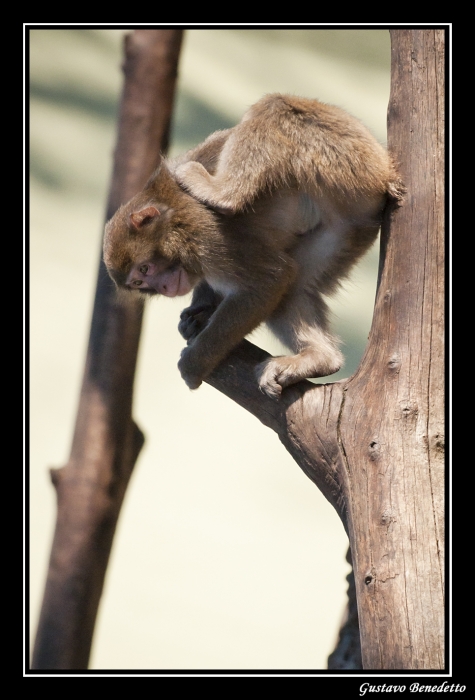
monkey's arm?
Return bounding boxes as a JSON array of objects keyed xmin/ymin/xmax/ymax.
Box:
[{"xmin": 178, "ymin": 261, "xmax": 296, "ymax": 390}]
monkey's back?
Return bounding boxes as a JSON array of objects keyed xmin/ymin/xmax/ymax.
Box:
[{"xmin": 215, "ymin": 93, "xmax": 397, "ymax": 219}]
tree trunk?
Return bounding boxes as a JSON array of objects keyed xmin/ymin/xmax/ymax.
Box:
[
  {"xmin": 338, "ymin": 29, "xmax": 445, "ymax": 668},
  {"xmin": 31, "ymin": 29, "xmax": 184, "ymax": 671}
]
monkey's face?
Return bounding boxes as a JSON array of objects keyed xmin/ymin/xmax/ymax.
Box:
[
  {"xmin": 125, "ymin": 259, "xmax": 195, "ymax": 297},
  {"xmin": 104, "ymin": 200, "xmax": 201, "ymax": 298},
  {"xmin": 104, "ymin": 164, "xmax": 217, "ymax": 298}
]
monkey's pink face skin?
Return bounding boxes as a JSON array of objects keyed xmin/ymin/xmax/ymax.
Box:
[{"xmin": 126, "ymin": 262, "xmax": 193, "ymax": 297}]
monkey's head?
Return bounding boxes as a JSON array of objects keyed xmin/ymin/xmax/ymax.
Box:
[{"xmin": 103, "ymin": 164, "xmax": 218, "ymax": 299}]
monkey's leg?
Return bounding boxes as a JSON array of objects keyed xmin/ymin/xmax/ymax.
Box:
[
  {"xmin": 256, "ymin": 292, "xmax": 343, "ymax": 399},
  {"xmin": 173, "ymin": 126, "xmax": 267, "ymax": 214},
  {"xmin": 178, "ymin": 282, "xmax": 221, "ymax": 343},
  {"xmin": 174, "ymin": 161, "xmax": 237, "ymax": 214},
  {"xmin": 169, "ymin": 129, "xmax": 233, "ymax": 176}
]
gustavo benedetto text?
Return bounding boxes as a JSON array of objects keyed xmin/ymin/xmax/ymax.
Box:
[{"xmin": 360, "ymin": 684, "xmax": 466, "ymax": 696}]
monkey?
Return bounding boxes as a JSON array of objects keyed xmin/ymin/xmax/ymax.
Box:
[{"xmin": 104, "ymin": 94, "xmax": 402, "ymax": 399}]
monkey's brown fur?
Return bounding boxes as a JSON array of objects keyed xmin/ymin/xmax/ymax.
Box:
[{"xmin": 104, "ymin": 94, "xmax": 402, "ymax": 398}]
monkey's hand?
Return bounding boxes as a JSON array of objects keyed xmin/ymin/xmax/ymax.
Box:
[
  {"xmin": 178, "ymin": 303, "xmax": 216, "ymax": 344},
  {"xmin": 178, "ymin": 345, "xmax": 213, "ymax": 390}
]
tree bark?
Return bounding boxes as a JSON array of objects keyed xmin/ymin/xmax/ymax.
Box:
[
  {"xmin": 339, "ymin": 29, "xmax": 445, "ymax": 669},
  {"xmin": 31, "ymin": 29, "xmax": 184, "ymax": 671}
]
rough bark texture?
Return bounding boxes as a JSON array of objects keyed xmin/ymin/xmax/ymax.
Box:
[
  {"xmin": 338, "ymin": 29, "xmax": 445, "ymax": 669},
  {"xmin": 31, "ymin": 29, "xmax": 184, "ymax": 671}
]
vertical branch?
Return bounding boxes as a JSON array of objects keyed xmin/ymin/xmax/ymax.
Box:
[
  {"xmin": 31, "ymin": 29, "xmax": 184, "ymax": 670},
  {"xmin": 340, "ymin": 29, "xmax": 445, "ymax": 669}
]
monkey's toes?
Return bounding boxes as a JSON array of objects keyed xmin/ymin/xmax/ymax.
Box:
[
  {"xmin": 258, "ymin": 380, "xmax": 283, "ymax": 400},
  {"xmin": 255, "ymin": 360, "xmax": 284, "ymax": 400}
]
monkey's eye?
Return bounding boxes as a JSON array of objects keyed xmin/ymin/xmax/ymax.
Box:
[
  {"xmin": 133, "ymin": 280, "xmax": 143, "ymax": 286},
  {"xmin": 139, "ymin": 265, "xmax": 149, "ymax": 275}
]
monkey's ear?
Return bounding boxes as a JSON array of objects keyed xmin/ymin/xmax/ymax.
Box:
[{"xmin": 130, "ymin": 206, "xmax": 161, "ymax": 230}]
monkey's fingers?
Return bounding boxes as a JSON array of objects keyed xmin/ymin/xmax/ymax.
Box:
[
  {"xmin": 178, "ymin": 320, "xmax": 198, "ymax": 342},
  {"xmin": 183, "ymin": 375, "xmax": 202, "ymax": 390},
  {"xmin": 177, "ymin": 348, "xmax": 205, "ymax": 390},
  {"xmin": 179, "ymin": 303, "xmax": 212, "ymax": 320},
  {"xmin": 178, "ymin": 309, "xmax": 214, "ymax": 341},
  {"xmin": 178, "ymin": 318, "xmax": 205, "ymax": 343}
]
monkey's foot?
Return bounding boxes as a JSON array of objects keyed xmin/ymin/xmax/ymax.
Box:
[
  {"xmin": 256, "ymin": 352, "xmax": 343, "ymax": 399},
  {"xmin": 256, "ymin": 357, "xmax": 302, "ymax": 399},
  {"xmin": 175, "ymin": 162, "xmax": 235, "ymax": 214}
]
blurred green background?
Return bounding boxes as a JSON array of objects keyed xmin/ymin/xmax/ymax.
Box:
[{"xmin": 30, "ymin": 28, "xmax": 391, "ymax": 671}]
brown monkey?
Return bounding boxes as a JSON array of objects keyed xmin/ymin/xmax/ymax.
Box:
[{"xmin": 104, "ymin": 94, "xmax": 402, "ymax": 398}]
